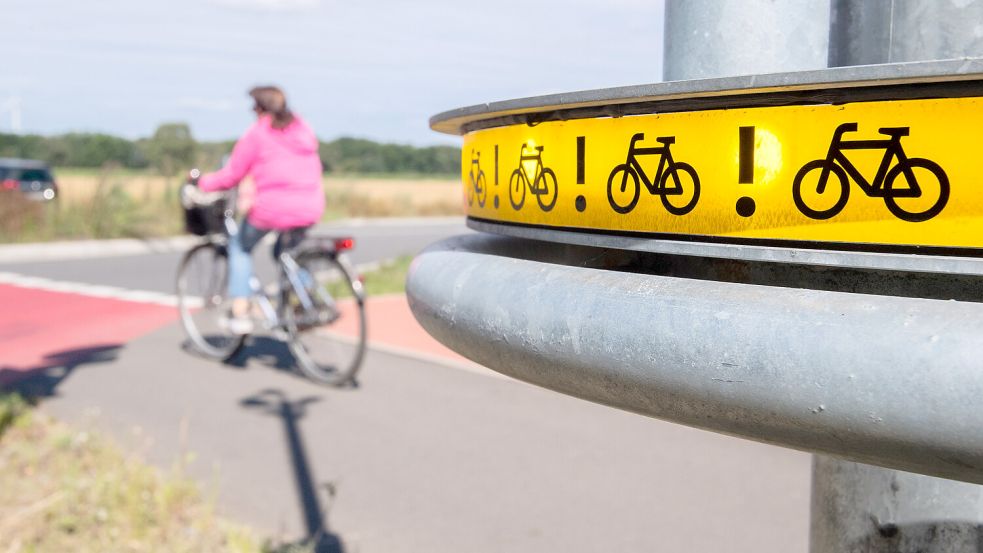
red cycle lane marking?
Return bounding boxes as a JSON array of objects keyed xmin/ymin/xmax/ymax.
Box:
[
  {"xmin": 0, "ymin": 284, "xmax": 177, "ymax": 385},
  {"xmin": 329, "ymin": 295, "xmax": 472, "ymax": 365}
]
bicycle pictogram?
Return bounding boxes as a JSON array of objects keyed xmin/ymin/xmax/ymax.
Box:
[
  {"xmin": 467, "ymin": 149, "xmax": 487, "ymax": 208},
  {"xmin": 509, "ymin": 143, "xmax": 558, "ymax": 211},
  {"xmin": 607, "ymin": 133, "xmax": 700, "ymax": 215},
  {"xmin": 792, "ymin": 123, "xmax": 950, "ymax": 222}
]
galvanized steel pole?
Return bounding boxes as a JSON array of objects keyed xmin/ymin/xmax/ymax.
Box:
[
  {"xmin": 817, "ymin": 2, "xmax": 983, "ymax": 551},
  {"xmin": 829, "ymin": 0, "xmax": 983, "ymax": 67},
  {"xmin": 664, "ymin": 0, "xmax": 829, "ymax": 81}
]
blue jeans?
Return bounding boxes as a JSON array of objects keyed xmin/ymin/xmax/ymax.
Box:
[
  {"xmin": 227, "ymin": 219, "xmax": 270, "ymax": 299},
  {"xmin": 227, "ymin": 220, "xmax": 313, "ymax": 300}
]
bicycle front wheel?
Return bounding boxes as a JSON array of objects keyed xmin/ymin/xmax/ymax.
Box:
[
  {"xmin": 660, "ymin": 162, "xmax": 700, "ymax": 215},
  {"xmin": 476, "ymin": 171, "xmax": 488, "ymax": 207},
  {"xmin": 884, "ymin": 158, "xmax": 950, "ymax": 222},
  {"xmin": 535, "ymin": 168, "xmax": 558, "ymax": 211},
  {"xmin": 285, "ymin": 253, "xmax": 367, "ymax": 386},
  {"xmin": 176, "ymin": 243, "xmax": 245, "ymax": 360}
]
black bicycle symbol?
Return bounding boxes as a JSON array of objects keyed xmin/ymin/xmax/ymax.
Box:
[
  {"xmin": 607, "ymin": 133, "xmax": 700, "ymax": 215},
  {"xmin": 467, "ymin": 149, "xmax": 487, "ymax": 208},
  {"xmin": 792, "ymin": 123, "xmax": 949, "ymax": 222},
  {"xmin": 509, "ymin": 143, "xmax": 558, "ymax": 211}
]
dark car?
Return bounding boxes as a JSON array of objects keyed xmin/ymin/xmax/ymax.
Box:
[{"xmin": 0, "ymin": 158, "xmax": 58, "ymax": 200}]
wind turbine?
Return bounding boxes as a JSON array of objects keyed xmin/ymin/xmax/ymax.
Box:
[{"xmin": 0, "ymin": 97, "xmax": 22, "ymax": 134}]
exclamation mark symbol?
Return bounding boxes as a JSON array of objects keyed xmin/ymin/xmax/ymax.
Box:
[
  {"xmin": 493, "ymin": 144, "xmax": 500, "ymax": 209},
  {"xmin": 736, "ymin": 126, "xmax": 756, "ymax": 217},
  {"xmin": 575, "ymin": 136, "xmax": 587, "ymax": 212}
]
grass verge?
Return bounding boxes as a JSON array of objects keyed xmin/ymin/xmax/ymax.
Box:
[
  {"xmin": 326, "ymin": 255, "xmax": 413, "ymax": 299},
  {"xmin": 0, "ymin": 393, "xmax": 307, "ymax": 553}
]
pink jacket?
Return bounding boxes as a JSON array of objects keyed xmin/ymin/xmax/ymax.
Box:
[{"xmin": 200, "ymin": 114, "xmax": 324, "ymax": 230}]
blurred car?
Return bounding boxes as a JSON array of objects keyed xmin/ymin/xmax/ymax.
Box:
[{"xmin": 0, "ymin": 158, "xmax": 58, "ymax": 200}]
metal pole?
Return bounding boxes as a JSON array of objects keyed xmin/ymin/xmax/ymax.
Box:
[
  {"xmin": 663, "ymin": 2, "xmax": 983, "ymax": 551},
  {"xmin": 829, "ymin": 0, "xmax": 983, "ymax": 67},
  {"xmin": 663, "ymin": 0, "xmax": 829, "ymax": 81},
  {"xmin": 815, "ymin": 2, "xmax": 983, "ymax": 551},
  {"xmin": 811, "ymin": 457, "xmax": 983, "ymax": 552}
]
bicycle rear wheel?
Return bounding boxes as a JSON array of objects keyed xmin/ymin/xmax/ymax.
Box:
[
  {"xmin": 176, "ymin": 243, "xmax": 246, "ymax": 359},
  {"xmin": 284, "ymin": 253, "xmax": 367, "ymax": 386}
]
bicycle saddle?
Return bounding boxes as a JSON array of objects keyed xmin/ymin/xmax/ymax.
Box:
[
  {"xmin": 276, "ymin": 228, "xmax": 309, "ymax": 253},
  {"xmin": 878, "ymin": 127, "xmax": 909, "ymax": 137},
  {"xmin": 656, "ymin": 136, "xmax": 676, "ymax": 145},
  {"xmin": 534, "ymin": 146, "xmax": 544, "ymax": 152}
]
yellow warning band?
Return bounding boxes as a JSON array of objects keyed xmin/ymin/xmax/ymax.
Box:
[{"xmin": 461, "ymin": 96, "xmax": 983, "ymax": 251}]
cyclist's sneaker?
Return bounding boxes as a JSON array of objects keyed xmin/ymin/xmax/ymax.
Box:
[
  {"xmin": 317, "ymin": 304, "xmax": 341, "ymax": 325},
  {"xmin": 291, "ymin": 304, "xmax": 340, "ymax": 330},
  {"xmin": 222, "ymin": 315, "xmax": 254, "ymax": 335}
]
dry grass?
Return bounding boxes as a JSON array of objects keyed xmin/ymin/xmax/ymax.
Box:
[
  {"xmin": 0, "ymin": 167, "xmax": 184, "ymax": 243},
  {"xmin": 0, "ymin": 394, "xmax": 263, "ymax": 553},
  {"xmin": 54, "ymin": 170, "xmax": 463, "ymax": 217},
  {"xmin": 1, "ymin": 168, "xmax": 463, "ymax": 243},
  {"xmin": 55, "ymin": 169, "xmax": 175, "ymax": 207},
  {"xmin": 322, "ymin": 176, "xmax": 462, "ymax": 219}
]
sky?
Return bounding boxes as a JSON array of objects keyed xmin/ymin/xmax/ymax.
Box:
[{"xmin": 1, "ymin": 0, "xmax": 665, "ymax": 145}]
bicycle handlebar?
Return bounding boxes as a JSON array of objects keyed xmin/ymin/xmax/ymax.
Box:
[
  {"xmin": 187, "ymin": 168, "xmax": 201, "ymax": 187},
  {"xmin": 833, "ymin": 122, "xmax": 859, "ymax": 137}
]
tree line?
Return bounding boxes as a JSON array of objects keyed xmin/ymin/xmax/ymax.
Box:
[{"xmin": 0, "ymin": 123, "xmax": 460, "ymax": 176}]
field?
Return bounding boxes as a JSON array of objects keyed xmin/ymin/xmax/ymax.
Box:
[
  {"xmin": 0, "ymin": 169, "xmax": 463, "ymax": 243},
  {"xmin": 322, "ymin": 176, "xmax": 463, "ymax": 219}
]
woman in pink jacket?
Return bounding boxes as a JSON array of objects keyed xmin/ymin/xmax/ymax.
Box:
[{"xmin": 198, "ymin": 86, "xmax": 324, "ymax": 334}]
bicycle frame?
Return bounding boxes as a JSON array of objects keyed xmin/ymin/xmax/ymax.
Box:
[
  {"xmin": 469, "ymin": 150, "xmax": 481, "ymax": 184},
  {"xmin": 622, "ymin": 134, "xmax": 677, "ymax": 194},
  {"xmin": 823, "ymin": 125, "xmax": 919, "ymax": 198},
  {"xmin": 517, "ymin": 145, "xmax": 545, "ymax": 191},
  {"xmin": 205, "ymin": 195, "xmax": 345, "ymax": 333}
]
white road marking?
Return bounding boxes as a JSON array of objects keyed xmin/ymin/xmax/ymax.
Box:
[{"xmin": 0, "ymin": 271, "xmax": 180, "ymax": 307}]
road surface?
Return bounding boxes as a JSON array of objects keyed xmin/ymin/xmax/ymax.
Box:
[{"xmin": 0, "ymin": 218, "xmax": 811, "ymax": 552}]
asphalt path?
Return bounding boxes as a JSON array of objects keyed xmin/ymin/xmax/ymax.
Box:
[{"xmin": 0, "ymin": 218, "xmax": 811, "ymax": 552}]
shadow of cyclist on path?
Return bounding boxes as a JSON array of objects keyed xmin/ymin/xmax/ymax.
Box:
[
  {"xmin": 221, "ymin": 336, "xmax": 296, "ymax": 372},
  {"xmin": 0, "ymin": 344, "xmax": 121, "ymax": 398},
  {"xmin": 220, "ymin": 337, "xmax": 360, "ymax": 389},
  {"xmin": 240, "ymin": 388, "xmax": 345, "ymax": 553}
]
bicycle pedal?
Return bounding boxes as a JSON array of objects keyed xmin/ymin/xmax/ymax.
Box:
[{"xmin": 320, "ymin": 308, "xmax": 341, "ymax": 325}]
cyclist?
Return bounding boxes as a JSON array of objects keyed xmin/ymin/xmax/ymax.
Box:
[{"xmin": 194, "ymin": 85, "xmax": 324, "ymax": 334}]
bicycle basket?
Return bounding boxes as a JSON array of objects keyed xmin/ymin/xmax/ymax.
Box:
[{"xmin": 182, "ymin": 195, "xmax": 227, "ymax": 236}]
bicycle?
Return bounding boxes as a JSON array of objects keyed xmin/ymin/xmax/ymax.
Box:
[
  {"xmin": 467, "ymin": 149, "xmax": 487, "ymax": 208},
  {"xmin": 607, "ymin": 133, "xmax": 700, "ymax": 215},
  {"xmin": 792, "ymin": 122, "xmax": 949, "ymax": 222},
  {"xmin": 176, "ymin": 171, "xmax": 367, "ymax": 387},
  {"xmin": 509, "ymin": 143, "xmax": 558, "ymax": 211}
]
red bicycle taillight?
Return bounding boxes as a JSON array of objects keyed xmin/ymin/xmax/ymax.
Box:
[
  {"xmin": 1, "ymin": 179, "xmax": 17, "ymax": 190},
  {"xmin": 334, "ymin": 237, "xmax": 354, "ymax": 251}
]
